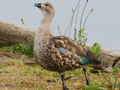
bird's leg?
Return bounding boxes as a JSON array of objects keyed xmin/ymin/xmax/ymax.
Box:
[
  {"xmin": 83, "ymin": 67, "xmax": 90, "ymax": 85},
  {"xmin": 60, "ymin": 74, "xmax": 69, "ymax": 90}
]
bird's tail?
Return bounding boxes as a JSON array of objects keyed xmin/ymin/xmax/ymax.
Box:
[{"xmin": 80, "ymin": 50, "xmax": 104, "ymax": 70}]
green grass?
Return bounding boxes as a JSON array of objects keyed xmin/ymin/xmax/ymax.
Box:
[
  {"xmin": 0, "ymin": 43, "xmax": 33, "ymax": 58},
  {"xmin": 0, "ymin": 56, "xmax": 120, "ymax": 90}
]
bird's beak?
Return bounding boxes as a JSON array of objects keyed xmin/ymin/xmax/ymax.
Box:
[{"xmin": 34, "ymin": 3, "xmax": 42, "ymax": 8}]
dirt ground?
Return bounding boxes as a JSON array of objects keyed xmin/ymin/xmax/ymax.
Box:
[
  {"xmin": 0, "ymin": 51, "xmax": 20, "ymax": 59},
  {"xmin": 0, "ymin": 51, "xmax": 33, "ymax": 61}
]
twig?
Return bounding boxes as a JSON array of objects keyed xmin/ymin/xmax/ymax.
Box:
[
  {"xmin": 74, "ymin": 4, "xmax": 80, "ymax": 30},
  {"xmin": 80, "ymin": 1, "xmax": 88, "ymax": 30},
  {"xmin": 69, "ymin": 0, "xmax": 81, "ymax": 37},
  {"xmin": 64, "ymin": 10, "xmax": 73, "ymax": 36},
  {"xmin": 65, "ymin": 75, "xmax": 73, "ymax": 80},
  {"xmin": 64, "ymin": 0, "xmax": 81, "ymax": 36},
  {"xmin": 21, "ymin": 19, "xmax": 35, "ymax": 37},
  {"xmin": 57, "ymin": 26, "xmax": 61, "ymax": 36},
  {"xmin": 83, "ymin": 9, "xmax": 93, "ymax": 29},
  {"xmin": 74, "ymin": 4, "xmax": 80, "ymax": 40},
  {"xmin": 74, "ymin": 28, "xmax": 77, "ymax": 41}
]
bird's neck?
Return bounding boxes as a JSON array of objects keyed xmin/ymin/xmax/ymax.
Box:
[
  {"xmin": 39, "ymin": 12, "xmax": 53, "ymax": 31},
  {"xmin": 35, "ymin": 12, "xmax": 53, "ymax": 44}
]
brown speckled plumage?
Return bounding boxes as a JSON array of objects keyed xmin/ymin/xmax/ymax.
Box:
[
  {"xmin": 34, "ymin": 2, "xmax": 103, "ymax": 90},
  {"xmin": 34, "ymin": 34, "xmax": 102, "ymax": 73},
  {"xmin": 34, "ymin": 35, "xmax": 85, "ymax": 73}
]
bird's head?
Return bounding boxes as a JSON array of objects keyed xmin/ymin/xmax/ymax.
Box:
[{"xmin": 34, "ymin": 2, "xmax": 55, "ymax": 17}]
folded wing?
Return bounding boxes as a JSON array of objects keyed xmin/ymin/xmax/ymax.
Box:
[{"xmin": 52, "ymin": 36, "xmax": 103, "ymax": 70}]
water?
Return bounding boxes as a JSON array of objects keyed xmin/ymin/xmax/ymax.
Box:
[{"xmin": 0, "ymin": 0, "xmax": 120, "ymax": 51}]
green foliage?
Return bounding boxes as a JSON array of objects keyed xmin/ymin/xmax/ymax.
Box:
[
  {"xmin": 98, "ymin": 70, "xmax": 102, "ymax": 75},
  {"xmin": 114, "ymin": 67, "xmax": 120, "ymax": 73},
  {"xmin": 64, "ymin": 0, "xmax": 90, "ymax": 46},
  {"xmin": 78, "ymin": 28, "xmax": 87, "ymax": 46},
  {"xmin": 0, "ymin": 44, "xmax": 4, "ymax": 48},
  {"xmin": 0, "ymin": 71, "xmax": 8, "ymax": 74},
  {"xmin": 65, "ymin": 0, "xmax": 102, "ymax": 54},
  {"xmin": 53, "ymin": 73, "xmax": 59, "ymax": 77},
  {"xmin": 14, "ymin": 43, "xmax": 33, "ymax": 57},
  {"xmin": 90, "ymin": 43, "xmax": 102, "ymax": 56},
  {"xmin": 73, "ymin": 0, "xmax": 89, "ymax": 46},
  {"xmin": 71, "ymin": 1, "xmax": 102, "ymax": 55},
  {"xmin": 0, "ymin": 43, "xmax": 33, "ymax": 58},
  {"xmin": 65, "ymin": 0, "xmax": 94, "ymax": 47}
]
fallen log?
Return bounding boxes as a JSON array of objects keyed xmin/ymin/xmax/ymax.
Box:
[
  {"xmin": 0, "ymin": 21, "xmax": 120, "ymax": 69},
  {"xmin": 0, "ymin": 21, "xmax": 35, "ymax": 46}
]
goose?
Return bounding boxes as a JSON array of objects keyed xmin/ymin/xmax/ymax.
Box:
[{"xmin": 34, "ymin": 2, "xmax": 104, "ymax": 90}]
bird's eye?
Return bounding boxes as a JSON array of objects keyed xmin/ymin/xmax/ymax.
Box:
[{"xmin": 45, "ymin": 4, "xmax": 48, "ymax": 6}]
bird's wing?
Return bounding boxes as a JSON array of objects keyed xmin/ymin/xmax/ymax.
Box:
[
  {"xmin": 52, "ymin": 36, "xmax": 100, "ymax": 64},
  {"xmin": 52, "ymin": 36, "xmax": 87, "ymax": 56}
]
